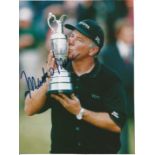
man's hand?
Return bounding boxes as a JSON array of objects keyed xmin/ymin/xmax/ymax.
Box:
[
  {"xmin": 51, "ymin": 93, "xmax": 121, "ymax": 132},
  {"xmin": 51, "ymin": 93, "xmax": 82, "ymax": 115},
  {"xmin": 46, "ymin": 51, "xmax": 56, "ymax": 76}
]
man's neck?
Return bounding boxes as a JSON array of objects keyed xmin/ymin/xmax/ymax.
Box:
[{"xmin": 72, "ymin": 58, "xmax": 95, "ymax": 76}]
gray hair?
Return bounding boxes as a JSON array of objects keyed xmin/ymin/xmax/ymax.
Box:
[{"xmin": 89, "ymin": 41, "xmax": 97, "ymax": 48}]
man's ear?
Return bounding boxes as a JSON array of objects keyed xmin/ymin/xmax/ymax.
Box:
[{"xmin": 89, "ymin": 46, "xmax": 99, "ymax": 56}]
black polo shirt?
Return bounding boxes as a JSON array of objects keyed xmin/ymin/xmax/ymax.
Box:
[{"xmin": 38, "ymin": 60, "xmax": 127, "ymax": 154}]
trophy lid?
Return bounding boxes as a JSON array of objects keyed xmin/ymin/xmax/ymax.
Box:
[{"xmin": 47, "ymin": 12, "xmax": 67, "ymax": 35}]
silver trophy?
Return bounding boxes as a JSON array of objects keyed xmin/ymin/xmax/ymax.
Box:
[{"xmin": 47, "ymin": 12, "xmax": 73, "ymax": 94}]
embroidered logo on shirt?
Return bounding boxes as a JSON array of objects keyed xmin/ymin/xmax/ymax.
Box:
[
  {"xmin": 91, "ymin": 94, "xmax": 100, "ymax": 100},
  {"xmin": 111, "ymin": 111, "xmax": 120, "ymax": 119}
]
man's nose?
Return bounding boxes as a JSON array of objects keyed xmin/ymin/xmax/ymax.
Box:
[{"xmin": 68, "ymin": 36, "xmax": 74, "ymax": 45}]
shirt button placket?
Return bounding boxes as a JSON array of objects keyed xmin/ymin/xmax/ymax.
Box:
[
  {"xmin": 75, "ymin": 78, "xmax": 80, "ymax": 91},
  {"xmin": 75, "ymin": 86, "xmax": 79, "ymax": 90},
  {"xmin": 77, "ymin": 77, "xmax": 80, "ymax": 82},
  {"xmin": 75, "ymin": 125, "xmax": 82, "ymax": 148},
  {"xmin": 75, "ymin": 78, "xmax": 82, "ymax": 149},
  {"xmin": 75, "ymin": 126, "xmax": 80, "ymax": 131},
  {"xmin": 77, "ymin": 142, "xmax": 81, "ymax": 146}
]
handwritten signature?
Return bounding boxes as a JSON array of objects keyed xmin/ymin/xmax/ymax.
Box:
[{"xmin": 20, "ymin": 58, "xmax": 66, "ymax": 98}]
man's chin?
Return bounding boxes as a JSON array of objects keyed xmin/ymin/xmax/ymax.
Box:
[
  {"xmin": 68, "ymin": 55, "xmax": 74, "ymax": 60},
  {"xmin": 68, "ymin": 53, "xmax": 80, "ymax": 61},
  {"xmin": 68, "ymin": 52, "xmax": 74, "ymax": 59}
]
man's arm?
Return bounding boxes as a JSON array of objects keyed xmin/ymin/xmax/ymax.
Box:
[
  {"xmin": 51, "ymin": 94, "xmax": 121, "ymax": 133},
  {"xmin": 24, "ymin": 80, "xmax": 49, "ymax": 116},
  {"xmin": 82, "ymin": 109, "xmax": 121, "ymax": 133},
  {"xmin": 24, "ymin": 51, "xmax": 56, "ymax": 116}
]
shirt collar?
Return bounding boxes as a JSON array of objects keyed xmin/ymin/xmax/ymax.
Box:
[
  {"xmin": 65, "ymin": 59, "xmax": 102, "ymax": 78},
  {"xmin": 116, "ymin": 40, "xmax": 131, "ymax": 59}
]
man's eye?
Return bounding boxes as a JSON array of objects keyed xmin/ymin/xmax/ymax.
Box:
[
  {"xmin": 77, "ymin": 39, "xmax": 83, "ymax": 42},
  {"xmin": 70, "ymin": 34, "xmax": 74, "ymax": 38},
  {"xmin": 76, "ymin": 37, "xmax": 83, "ymax": 42}
]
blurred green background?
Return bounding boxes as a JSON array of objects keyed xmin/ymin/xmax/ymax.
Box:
[{"xmin": 19, "ymin": 108, "xmax": 51, "ymax": 154}]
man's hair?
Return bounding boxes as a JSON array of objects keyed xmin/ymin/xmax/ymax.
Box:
[
  {"xmin": 88, "ymin": 40, "xmax": 100, "ymax": 56},
  {"xmin": 89, "ymin": 41, "xmax": 97, "ymax": 48},
  {"xmin": 114, "ymin": 18, "xmax": 132, "ymax": 37}
]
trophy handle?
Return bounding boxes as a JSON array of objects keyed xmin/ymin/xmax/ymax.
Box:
[
  {"xmin": 59, "ymin": 15, "xmax": 67, "ymax": 23},
  {"xmin": 47, "ymin": 12, "xmax": 56, "ymax": 33}
]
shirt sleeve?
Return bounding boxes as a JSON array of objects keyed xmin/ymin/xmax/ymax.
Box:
[
  {"xmin": 36, "ymin": 95, "xmax": 54, "ymax": 114},
  {"xmin": 102, "ymin": 82, "xmax": 127, "ymax": 129}
]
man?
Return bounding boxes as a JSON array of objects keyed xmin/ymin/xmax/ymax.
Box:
[{"xmin": 24, "ymin": 19, "xmax": 127, "ymax": 154}]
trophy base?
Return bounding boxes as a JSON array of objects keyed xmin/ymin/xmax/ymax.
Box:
[
  {"xmin": 46, "ymin": 89, "xmax": 73, "ymax": 95},
  {"xmin": 46, "ymin": 68, "xmax": 73, "ymax": 95}
]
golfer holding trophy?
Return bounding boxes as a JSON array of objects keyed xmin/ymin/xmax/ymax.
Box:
[{"xmin": 24, "ymin": 12, "xmax": 126, "ymax": 154}]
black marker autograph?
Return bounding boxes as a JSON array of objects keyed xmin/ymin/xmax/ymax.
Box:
[{"xmin": 20, "ymin": 58, "xmax": 66, "ymax": 98}]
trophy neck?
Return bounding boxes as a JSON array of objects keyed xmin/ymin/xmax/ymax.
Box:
[{"xmin": 57, "ymin": 20, "xmax": 63, "ymax": 34}]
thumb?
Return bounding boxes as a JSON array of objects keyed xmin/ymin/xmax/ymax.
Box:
[{"xmin": 71, "ymin": 93, "xmax": 79, "ymax": 102}]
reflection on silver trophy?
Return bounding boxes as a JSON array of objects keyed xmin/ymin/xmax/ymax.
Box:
[{"xmin": 47, "ymin": 12, "xmax": 73, "ymax": 94}]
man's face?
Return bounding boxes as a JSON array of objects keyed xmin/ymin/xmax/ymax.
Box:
[
  {"xmin": 119, "ymin": 26, "xmax": 133, "ymax": 45},
  {"xmin": 68, "ymin": 30, "xmax": 93, "ymax": 60}
]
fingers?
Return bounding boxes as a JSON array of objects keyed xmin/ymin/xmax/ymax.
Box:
[
  {"xmin": 59, "ymin": 94, "xmax": 78, "ymax": 103},
  {"xmin": 51, "ymin": 93, "xmax": 79, "ymax": 105},
  {"xmin": 47, "ymin": 51, "xmax": 54, "ymax": 63},
  {"xmin": 59, "ymin": 94, "xmax": 70, "ymax": 101},
  {"xmin": 51, "ymin": 94, "xmax": 61, "ymax": 101},
  {"xmin": 46, "ymin": 51, "xmax": 55, "ymax": 73},
  {"xmin": 71, "ymin": 93, "xmax": 79, "ymax": 102},
  {"xmin": 51, "ymin": 94, "xmax": 66, "ymax": 104},
  {"xmin": 58, "ymin": 93, "xmax": 79, "ymax": 102}
]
